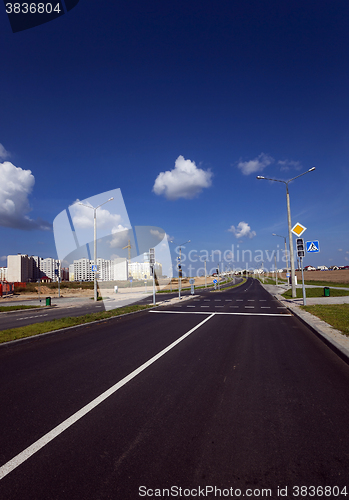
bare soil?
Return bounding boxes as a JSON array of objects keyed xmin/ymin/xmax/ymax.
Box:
[{"xmin": 280, "ymin": 269, "xmax": 349, "ymax": 283}]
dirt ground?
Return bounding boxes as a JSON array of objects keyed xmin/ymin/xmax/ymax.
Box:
[
  {"xmin": 279, "ymin": 269, "xmax": 349, "ymax": 283},
  {"xmin": 3, "ymin": 271, "xmax": 348, "ymax": 301}
]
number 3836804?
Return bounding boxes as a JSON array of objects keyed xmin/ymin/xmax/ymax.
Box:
[{"xmin": 5, "ymin": 3, "xmax": 62, "ymax": 14}]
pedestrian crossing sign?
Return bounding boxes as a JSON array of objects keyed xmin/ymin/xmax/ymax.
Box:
[{"xmin": 306, "ymin": 241, "xmax": 320, "ymax": 253}]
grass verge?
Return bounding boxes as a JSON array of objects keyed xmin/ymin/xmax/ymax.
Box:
[
  {"xmin": 282, "ymin": 288, "xmax": 349, "ymax": 299},
  {"xmin": 211, "ymin": 278, "xmax": 247, "ymax": 291},
  {"xmin": 0, "ymin": 304, "xmax": 153, "ymax": 344},
  {"xmin": 0, "ymin": 305, "xmax": 44, "ymax": 312},
  {"xmin": 300, "ymin": 304, "xmax": 349, "ymax": 337}
]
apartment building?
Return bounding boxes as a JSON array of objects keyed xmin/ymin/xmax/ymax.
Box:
[
  {"xmin": 71, "ymin": 258, "xmax": 128, "ymax": 281},
  {"xmin": 128, "ymin": 261, "xmax": 162, "ymax": 280},
  {"xmin": 7, "ymin": 254, "xmax": 61, "ymax": 282},
  {"xmin": 0, "ymin": 267, "xmax": 8, "ymax": 281}
]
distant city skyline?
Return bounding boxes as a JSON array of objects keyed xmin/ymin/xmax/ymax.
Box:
[{"xmin": 1, "ymin": 2, "xmax": 348, "ymax": 269}]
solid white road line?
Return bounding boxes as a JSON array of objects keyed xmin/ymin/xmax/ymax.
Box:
[
  {"xmin": 150, "ymin": 310, "xmax": 292, "ymax": 317},
  {"xmin": 0, "ymin": 313, "xmax": 215, "ymax": 481}
]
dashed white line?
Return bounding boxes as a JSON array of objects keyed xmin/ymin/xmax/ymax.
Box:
[
  {"xmin": 16, "ymin": 314, "xmax": 48, "ymax": 321},
  {"xmin": 245, "ymin": 306, "xmax": 255, "ymax": 308}
]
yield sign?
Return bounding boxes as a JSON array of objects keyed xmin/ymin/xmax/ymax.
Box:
[{"xmin": 291, "ymin": 222, "xmax": 307, "ymax": 237}]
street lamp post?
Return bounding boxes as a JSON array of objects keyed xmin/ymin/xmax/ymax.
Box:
[
  {"xmin": 257, "ymin": 167, "xmax": 315, "ymax": 298},
  {"xmin": 273, "ymin": 233, "xmax": 289, "ymax": 287},
  {"xmin": 177, "ymin": 240, "xmax": 190, "ymax": 299},
  {"xmin": 79, "ymin": 197, "xmax": 114, "ymax": 301}
]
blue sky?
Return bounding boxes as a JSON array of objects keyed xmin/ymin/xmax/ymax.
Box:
[{"xmin": 1, "ymin": 0, "xmax": 349, "ymax": 275}]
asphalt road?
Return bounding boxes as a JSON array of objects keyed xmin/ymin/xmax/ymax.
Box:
[
  {"xmin": 0, "ymin": 279, "xmax": 239, "ymax": 331},
  {"xmin": 0, "ymin": 278, "xmax": 348, "ymax": 499}
]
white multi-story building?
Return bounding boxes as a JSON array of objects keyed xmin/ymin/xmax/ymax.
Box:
[
  {"xmin": 0, "ymin": 267, "xmax": 8, "ymax": 281},
  {"xmin": 128, "ymin": 261, "xmax": 162, "ymax": 280},
  {"xmin": 69, "ymin": 264, "xmax": 75, "ymax": 281},
  {"xmin": 111, "ymin": 258, "xmax": 128, "ymax": 281},
  {"xmin": 72, "ymin": 258, "xmax": 128, "ymax": 281},
  {"xmin": 7, "ymin": 254, "xmax": 61, "ymax": 282},
  {"xmin": 74, "ymin": 259, "xmax": 94, "ymax": 282},
  {"xmin": 7, "ymin": 254, "xmax": 32, "ymax": 282}
]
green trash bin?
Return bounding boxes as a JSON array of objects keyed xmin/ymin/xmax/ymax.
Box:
[
  {"xmin": 324, "ymin": 287, "xmax": 330, "ymax": 297},
  {"xmin": 46, "ymin": 297, "xmax": 51, "ymax": 306}
]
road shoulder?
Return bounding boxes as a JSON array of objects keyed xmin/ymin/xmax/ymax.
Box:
[{"xmin": 261, "ymin": 283, "xmax": 349, "ymax": 365}]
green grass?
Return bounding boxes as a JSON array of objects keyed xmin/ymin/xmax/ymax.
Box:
[
  {"xmin": 211, "ymin": 278, "xmax": 247, "ymax": 291},
  {"xmin": 0, "ymin": 305, "xmax": 44, "ymax": 312},
  {"xmin": 301, "ymin": 304, "xmax": 349, "ymax": 336},
  {"xmin": 282, "ymin": 288, "xmax": 349, "ymax": 299},
  {"xmin": 0, "ymin": 304, "xmax": 153, "ymax": 344}
]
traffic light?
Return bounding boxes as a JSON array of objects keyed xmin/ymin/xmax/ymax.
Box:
[{"xmin": 296, "ymin": 238, "xmax": 305, "ymax": 258}]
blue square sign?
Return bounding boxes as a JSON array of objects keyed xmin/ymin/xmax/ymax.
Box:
[{"xmin": 306, "ymin": 241, "xmax": 320, "ymax": 253}]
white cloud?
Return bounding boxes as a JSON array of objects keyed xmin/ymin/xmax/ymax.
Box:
[
  {"xmin": 338, "ymin": 248, "xmax": 343, "ymax": 252},
  {"xmin": 150, "ymin": 229, "xmax": 173, "ymax": 242},
  {"xmin": 109, "ymin": 225, "xmax": 130, "ymax": 248},
  {"xmin": 228, "ymin": 221, "xmax": 256, "ymax": 239},
  {"xmin": 153, "ymin": 155, "xmax": 213, "ymax": 200},
  {"xmin": 70, "ymin": 201, "xmax": 122, "ymax": 230},
  {"xmin": 278, "ymin": 159, "xmax": 302, "ymax": 171},
  {"xmin": 0, "ymin": 161, "xmax": 51, "ymax": 230},
  {"xmin": 0, "ymin": 144, "xmax": 10, "ymax": 160},
  {"xmin": 237, "ymin": 153, "xmax": 274, "ymax": 176}
]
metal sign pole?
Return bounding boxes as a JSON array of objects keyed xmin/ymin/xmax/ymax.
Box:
[
  {"xmin": 301, "ymin": 257, "xmax": 306, "ymax": 306},
  {"xmin": 152, "ymin": 266, "xmax": 155, "ymax": 305}
]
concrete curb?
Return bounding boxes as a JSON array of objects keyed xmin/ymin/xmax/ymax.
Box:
[{"xmin": 274, "ymin": 294, "xmax": 349, "ymax": 366}]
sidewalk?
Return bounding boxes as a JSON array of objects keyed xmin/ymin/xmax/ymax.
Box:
[{"xmin": 262, "ymin": 283, "xmax": 349, "ymax": 363}]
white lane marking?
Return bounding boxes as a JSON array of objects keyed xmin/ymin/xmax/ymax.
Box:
[
  {"xmin": 259, "ymin": 300, "xmax": 267, "ymax": 302},
  {"xmin": 236, "ymin": 299, "xmax": 243, "ymax": 302},
  {"xmin": 187, "ymin": 306, "xmax": 195, "ymax": 308},
  {"xmin": 150, "ymin": 310, "xmax": 292, "ymax": 317},
  {"xmin": 244, "ymin": 306, "xmax": 254, "ymax": 308},
  {"xmin": 201, "ymin": 306, "xmax": 209, "ymax": 308},
  {"xmin": 0, "ymin": 313, "xmax": 215, "ymax": 481},
  {"xmin": 16, "ymin": 314, "xmax": 48, "ymax": 321},
  {"xmin": 230, "ymin": 306, "xmax": 239, "ymax": 308},
  {"xmin": 215, "ymin": 305, "xmax": 224, "ymax": 308},
  {"xmin": 204, "ymin": 299, "xmax": 210, "ymax": 302},
  {"xmin": 261, "ymin": 307, "xmax": 271, "ymax": 309}
]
